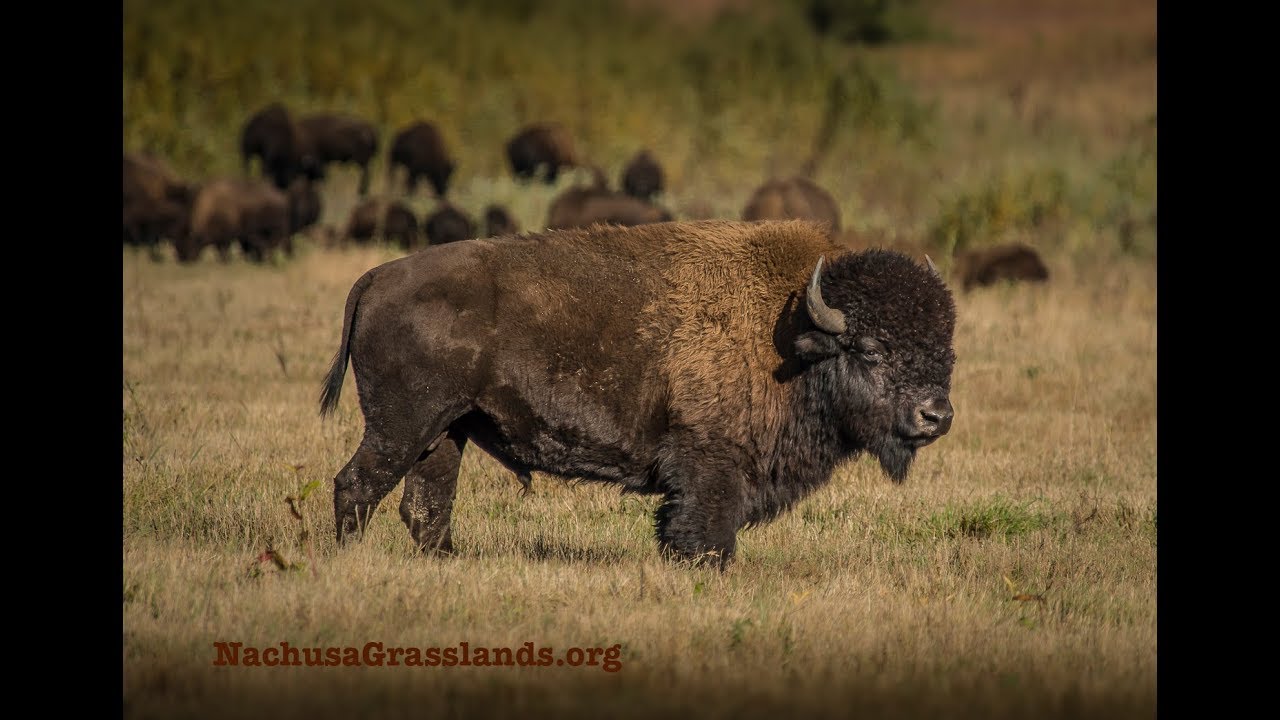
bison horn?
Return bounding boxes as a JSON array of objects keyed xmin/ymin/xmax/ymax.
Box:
[
  {"xmin": 925, "ymin": 254, "xmax": 941, "ymax": 278},
  {"xmin": 806, "ymin": 256, "xmax": 847, "ymax": 335}
]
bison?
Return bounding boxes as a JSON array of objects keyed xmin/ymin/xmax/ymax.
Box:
[
  {"xmin": 123, "ymin": 152, "xmax": 196, "ymax": 258},
  {"xmin": 387, "ymin": 121, "xmax": 455, "ymax": 198},
  {"xmin": 742, "ymin": 176, "xmax": 842, "ymax": 235},
  {"xmin": 343, "ymin": 198, "xmax": 420, "ymax": 251},
  {"xmin": 546, "ymin": 167, "xmax": 673, "ymax": 230},
  {"xmin": 318, "ymin": 219, "xmax": 957, "ymax": 568},
  {"xmin": 954, "ymin": 243, "xmax": 1050, "ymax": 292},
  {"xmin": 296, "ymin": 112, "xmax": 379, "ymax": 196},
  {"xmin": 621, "ymin": 149, "xmax": 665, "ymax": 201},
  {"xmin": 424, "ymin": 203, "xmax": 477, "ymax": 245},
  {"xmin": 505, "ymin": 122, "xmax": 580, "ymax": 184},
  {"xmin": 240, "ymin": 102, "xmax": 318, "ymax": 190},
  {"xmin": 181, "ymin": 178, "xmax": 295, "ymax": 263},
  {"xmin": 483, "ymin": 205, "xmax": 520, "ymax": 238},
  {"xmin": 286, "ymin": 178, "xmax": 322, "ymax": 237}
]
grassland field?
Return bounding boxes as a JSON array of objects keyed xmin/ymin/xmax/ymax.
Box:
[{"xmin": 123, "ymin": 0, "xmax": 1157, "ymax": 717}]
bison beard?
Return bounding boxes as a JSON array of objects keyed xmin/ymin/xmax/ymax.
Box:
[{"xmin": 318, "ymin": 220, "xmax": 956, "ymax": 569}]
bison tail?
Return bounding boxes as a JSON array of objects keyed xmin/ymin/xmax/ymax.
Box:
[{"xmin": 319, "ymin": 269, "xmax": 376, "ymax": 417}]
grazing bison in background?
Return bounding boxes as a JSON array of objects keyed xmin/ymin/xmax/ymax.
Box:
[
  {"xmin": 181, "ymin": 179, "xmax": 294, "ymax": 263},
  {"xmin": 387, "ymin": 121, "xmax": 454, "ymax": 198},
  {"xmin": 954, "ymin": 243, "xmax": 1050, "ymax": 292},
  {"xmin": 424, "ymin": 203, "xmax": 477, "ymax": 245},
  {"xmin": 505, "ymin": 122, "xmax": 580, "ymax": 184},
  {"xmin": 546, "ymin": 167, "xmax": 674, "ymax": 230},
  {"xmin": 343, "ymin": 198, "xmax": 420, "ymax": 250},
  {"xmin": 621, "ymin": 149, "xmax": 665, "ymax": 201},
  {"xmin": 286, "ymin": 179, "xmax": 322, "ymax": 236},
  {"xmin": 318, "ymin": 219, "xmax": 957, "ymax": 568},
  {"xmin": 742, "ymin": 176, "xmax": 842, "ymax": 235},
  {"xmin": 123, "ymin": 152, "xmax": 196, "ymax": 257},
  {"xmin": 483, "ymin": 205, "xmax": 520, "ymax": 238},
  {"xmin": 241, "ymin": 103, "xmax": 318, "ymax": 190},
  {"xmin": 296, "ymin": 112, "xmax": 379, "ymax": 196}
]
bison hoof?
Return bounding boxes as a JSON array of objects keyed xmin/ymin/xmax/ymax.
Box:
[{"xmin": 660, "ymin": 545, "xmax": 734, "ymax": 571}]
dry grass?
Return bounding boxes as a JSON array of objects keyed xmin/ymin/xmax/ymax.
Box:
[
  {"xmin": 123, "ymin": 0, "xmax": 1156, "ymax": 716},
  {"xmin": 122, "ymin": 239, "xmax": 1155, "ymax": 719}
]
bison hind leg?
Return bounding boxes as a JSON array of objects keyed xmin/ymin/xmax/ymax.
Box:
[
  {"xmin": 399, "ymin": 428, "xmax": 468, "ymax": 554},
  {"xmin": 334, "ymin": 401, "xmax": 471, "ymax": 548}
]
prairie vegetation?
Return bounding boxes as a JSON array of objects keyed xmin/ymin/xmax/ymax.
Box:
[{"xmin": 123, "ymin": 0, "xmax": 1156, "ymax": 717}]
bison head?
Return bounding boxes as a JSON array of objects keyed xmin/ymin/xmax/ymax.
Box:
[{"xmin": 795, "ymin": 250, "xmax": 957, "ymax": 482}]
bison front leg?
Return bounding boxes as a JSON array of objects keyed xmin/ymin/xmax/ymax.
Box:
[
  {"xmin": 399, "ymin": 429, "xmax": 466, "ymax": 555},
  {"xmin": 654, "ymin": 461, "xmax": 745, "ymax": 570}
]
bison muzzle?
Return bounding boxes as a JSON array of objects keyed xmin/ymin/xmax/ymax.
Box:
[{"xmin": 318, "ymin": 220, "xmax": 956, "ymax": 568}]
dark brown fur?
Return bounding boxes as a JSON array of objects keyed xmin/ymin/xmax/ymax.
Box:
[
  {"xmin": 343, "ymin": 198, "xmax": 420, "ymax": 251},
  {"xmin": 505, "ymin": 123, "xmax": 580, "ymax": 184},
  {"xmin": 182, "ymin": 178, "xmax": 294, "ymax": 263},
  {"xmin": 483, "ymin": 205, "xmax": 520, "ymax": 238},
  {"xmin": 425, "ymin": 203, "xmax": 477, "ymax": 245},
  {"xmin": 547, "ymin": 170, "xmax": 673, "ymax": 229},
  {"xmin": 240, "ymin": 103, "xmax": 317, "ymax": 190},
  {"xmin": 285, "ymin": 179, "xmax": 322, "ymax": 236},
  {"xmin": 297, "ymin": 112, "xmax": 379, "ymax": 195},
  {"xmin": 621, "ymin": 149, "xmax": 665, "ymax": 201},
  {"xmin": 387, "ymin": 121, "xmax": 455, "ymax": 198},
  {"xmin": 742, "ymin": 176, "xmax": 842, "ymax": 235},
  {"xmin": 318, "ymin": 220, "xmax": 957, "ymax": 569},
  {"xmin": 954, "ymin": 243, "xmax": 1050, "ymax": 292},
  {"xmin": 123, "ymin": 152, "xmax": 196, "ymax": 256}
]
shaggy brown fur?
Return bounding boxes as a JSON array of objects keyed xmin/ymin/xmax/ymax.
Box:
[
  {"xmin": 621, "ymin": 149, "xmax": 665, "ymax": 201},
  {"xmin": 182, "ymin": 178, "xmax": 293, "ymax": 263},
  {"xmin": 387, "ymin": 121, "xmax": 455, "ymax": 198},
  {"xmin": 343, "ymin": 198, "xmax": 420, "ymax": 250},
  {"xmin": 318, "ymin": 220, "xmax": 956, "ymax": 569},
  {"xmin": 505, "ymin": 123, "xmax": 580, "ymax": 184},
  {"xmin": 954, "ymin": 243, "xmax": 1050, "ymax": 292},
  {"xmin": 742, "ymin": 176, "xmax": 842, "ymax": 235},
  {"xmin": 483, "ymin": 205, "xmax": 520, "ymax": 238},
  {"xmin": 296, "ymin": 112, "xmax": 379, "ymax": 195},
  {"xmin": 123, "ymin": 152, "xmax": 196, "ymax": 256}
]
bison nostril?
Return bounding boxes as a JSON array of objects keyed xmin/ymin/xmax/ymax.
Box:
[{"xmin": 917, "ymin": 399, "xmax": 954, "ymax": 435}]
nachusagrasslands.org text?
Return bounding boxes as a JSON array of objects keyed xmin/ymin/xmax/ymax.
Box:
[{"xmin": 213, "ymin": 641, "xmax": 623, "ymax": 672}]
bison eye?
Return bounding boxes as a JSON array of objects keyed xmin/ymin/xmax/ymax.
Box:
[{"xmin": 855, "ymin": 337, "xmax": 886, "ymax": 365}]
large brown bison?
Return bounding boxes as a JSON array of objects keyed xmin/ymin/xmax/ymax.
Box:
[
  {"xmin": 505, "ymin": 123, "xmax": 580, "ymax": 184},
  {"xmin": 343, "ymin": 198, "xmax": 420, "ymax": 251},
  {"xmin": 621, "ymin": 149, "xmax": 665, "ymax": 201},
  {"xmin": 240, "ymin": 103, "xmax": 318, "ymax": 190},
  {"xmin": 123, "ymin": 152, "xmax": 196, "ymax": 257},
  {"xmin": 181, "ymin": 178, "xmax": 295, "ymax": 263},
  {"xmin": 318, "ymin": 219, "xmax": 957, "ymax": 569},
  {"xmin": 483, "ymin": 205, "xmax": 520, "ymax": 238},
  {"xmin": 954, "ymin": 243, "xmax": 1050, "ymax": 292},
  {"xmin": 387, "ymin": 121, "xmax": 454, "ymax": 198},
  {"xmin": 296, "ymin": 112, "xmax": 379, "ymax": 195},
  {"xmin": 424, "ymin": 203, "xmax": 477, "ymax": 245},
  {"xmin": 742, "ymin": 176, "xmax": 842, "ymax": 235},
  {"xmin": 546, "ymin": 167, "xmax": 673, "ymax": 230}
]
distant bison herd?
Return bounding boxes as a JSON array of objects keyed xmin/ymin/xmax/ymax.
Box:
[{"xmin": 124, "ymin": 102, "xmax": 1050, "ymax": 291}]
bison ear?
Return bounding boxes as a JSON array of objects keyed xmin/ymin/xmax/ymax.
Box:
[{"xmin": 794, "ymin": 331, "xmax": 841, "ymax": 362}]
